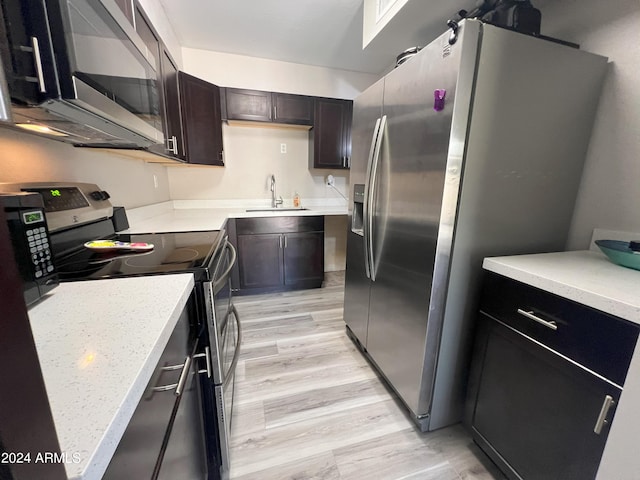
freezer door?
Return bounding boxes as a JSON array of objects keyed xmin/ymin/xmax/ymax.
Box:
[
  {"xmin": 343, "ymin": 78, "xmax": 384, "ymax": 346},
  {"xmin": 364, "ymin": 27, "xmax": 469, "ymax": 419}
]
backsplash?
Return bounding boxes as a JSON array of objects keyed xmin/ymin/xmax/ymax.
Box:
[
  {"xmin": 0, "ymin": 128, "xmax": 171, "ymax": 209},
  {"xmin": 167, "ymin": 124, "xmax": 349, "ymax": 204}
]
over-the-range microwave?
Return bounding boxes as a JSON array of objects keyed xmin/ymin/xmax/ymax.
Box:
[{"xmin": 0, "ymin": 0, "xmax": 164, "ymax": 147}]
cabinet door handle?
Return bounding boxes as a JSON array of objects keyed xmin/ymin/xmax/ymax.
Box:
[
  {"xmin": 516, "ymin": 309, "xmax": 558, "ymax": 331},
  {"xmin": 284, "ymin": 235, "xmax": 287, "ymax": 248},
  {"xmin": 219, "ymin": 151, "xmax": 225, "ymax": 164},
  {"xmin": 594, "ymin": 395, "xmax": 615, "ymax": 434},
  {"xmin": 174, "ymin": 355, "xmax": 192, "ymax": 396},
  {"xmin": 279, "ymin": 235, "xmax": 283, "ymax": 249},
  {"xmin": 274, "ymin": 105, "xmax": 277, "ymax": 119},
  {"xmin": 152, "ymin": 356, "xmax": 191, "ymax": 395},
  {"xmin": 29, "ymin": 37, "xmax": 46, "ymax": 93},
  {"xmin": 160, "ymin": 362, "xmax": 184, "ymax": 372}
]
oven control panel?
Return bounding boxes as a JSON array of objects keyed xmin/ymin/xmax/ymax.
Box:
[{"xmin": 0, "ymin": 182, "xmax": 113, "ymax": 232}]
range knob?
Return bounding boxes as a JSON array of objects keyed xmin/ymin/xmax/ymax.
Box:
[{"xmin": 90, "ymin": 190, "xmax": 111, "ymax": 201}]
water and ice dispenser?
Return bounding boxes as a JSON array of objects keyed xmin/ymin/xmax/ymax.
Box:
[{"xmin": 351, "ymin": 184, "xmax": 364, "ymax": 236}]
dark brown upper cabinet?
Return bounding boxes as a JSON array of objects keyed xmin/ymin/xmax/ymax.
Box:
[
  {"xmin": 179, "ymin": 72, "xmax": 224, "ymax": 166},
  {"xmin": 223, "ymin": 89, "xmax": 314, "ymax": 126},
  {"xmin": 224, "ymin": 88, "xmax": 272, "ymax": 122},
  {"xmin": 134, "ymin": 3, "xmax": 176, "ymax": 159},
  {"xmin": 160, "ymin": 46, "xmax": 185, "ymax": 161},
  {"xmin": 310, "ymin": 97, "xmax": 353, "ymax": 169},
  {"xmin": 134, "ymin": 4, "xmax": 159, "ymax": 67},
  {"xmin": 272, "ymin": 93, "xmax": 313, "ymax": 125},
  {"xmin": 133, "ymin": 2, "xmax": 224, "ymax": 165}
]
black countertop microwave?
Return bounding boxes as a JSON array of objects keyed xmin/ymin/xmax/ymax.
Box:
[
  {"xmin": 1, "ymin": 192, "xmax": 58, "ymax": 306},
  {"xmin": 0, "ymin": 0, "xmax": 164, "ymax": 147}
]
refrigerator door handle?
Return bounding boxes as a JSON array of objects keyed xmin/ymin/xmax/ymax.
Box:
[
  {"xmin": 363, "ymin": 117, "xmax": 382, "ymax": 279},
  {"xmin": 366, "ymin": 115, "xmax": 387, "ymax": 282}
]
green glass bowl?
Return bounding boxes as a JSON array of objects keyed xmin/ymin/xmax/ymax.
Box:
[{"xmin": 595, "ymin": 240, "xmax": 640, "ymax": 271}]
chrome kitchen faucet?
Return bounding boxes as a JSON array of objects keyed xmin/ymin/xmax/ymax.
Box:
[{"xmin": 270, "ymin": 174, "xmax": 283, "ymax": 208}]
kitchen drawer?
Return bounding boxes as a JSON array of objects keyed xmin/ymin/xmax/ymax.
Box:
[
  {"xmin": 103, "ymin": 305, "xmax": 193, "ymax": 479},
  {"xmin": 235, "ymin": 216, "xmax": 323, "ymax": 235},
  {"xmin": 480, "ymin": 272, "xmax": 639, "ymax": 386}
]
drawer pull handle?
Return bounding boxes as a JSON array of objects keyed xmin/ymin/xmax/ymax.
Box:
[
  {"xmin": 160, "ymin": 363, "xmax": 184, "ymax": 372},
  {"xmin": 516, "ymin": 309, "xmax": 558, "ymax": 330},
  {"xmin": 594, "ymin": 395, "xmax": 615, "ymax": 435},
  {"xmin": 152, "ymin": 356, "xmax": 192, "ymax": 396}
]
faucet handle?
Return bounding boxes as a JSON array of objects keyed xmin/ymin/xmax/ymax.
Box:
[{"xmin": 276, "ymin": 196, "xmax": 283, "ymax": 206}]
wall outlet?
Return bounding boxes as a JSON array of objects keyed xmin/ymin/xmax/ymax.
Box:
[
  {"xmin": 280, "ymin": 143, "xmax": 287, "ymax": 154},
  {"xmin": 326, "ymin": 174, "xmax": 335, "ymax": 186}
]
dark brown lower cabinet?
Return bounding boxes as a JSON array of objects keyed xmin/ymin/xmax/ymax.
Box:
[
  {"xmin": 466, "ymin": 272, "xmax": 639, "ymax": 480},
  {"xmin": 283, "ymin": 232, "xmax": 324, "ymax": 286},
  {"xmin": 237, "ymin": 234, "xmax": 283, "ymax": 289},
  {"xmin": 232, "ymin": 216, "xmax": 324, "ymax": 294}
]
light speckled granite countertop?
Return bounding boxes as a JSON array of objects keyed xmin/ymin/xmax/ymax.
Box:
[
  {"xmin": 28, "ymin": 274, "xmax": 194, "ymax": 480},
  {"xmin": 123, "ymin": 199, "xmax": 348, "ymax": 233},
  {"xmin": 483, "ymin": 250, "xmax": 640, "ymax": 480}
]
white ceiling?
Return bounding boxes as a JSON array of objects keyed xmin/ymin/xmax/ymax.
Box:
[{"xmin": 157, "ymin": 0, "xmax": 476, "ymax": 75}]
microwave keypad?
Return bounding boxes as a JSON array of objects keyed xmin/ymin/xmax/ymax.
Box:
[{"xmin": 27, "ymin": 226, "xmax": 54, "ymax": 278}]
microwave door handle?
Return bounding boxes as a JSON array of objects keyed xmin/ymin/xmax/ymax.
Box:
[
  {"xmin": 363, "ymin": 117, "xmax": 382, "ymax": 279},
  {"xmin": 222, "ymin": 305, "xmax": 242, "ymax": 389},
  {"xmin": 367, "ymin": 115, "xmax": 386, "ymax": 282},
  {"xmin": 213, "ymin": 240, "xmax": 237, "ymax": 292}
]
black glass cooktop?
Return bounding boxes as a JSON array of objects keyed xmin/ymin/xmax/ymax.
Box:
[{"xmin": 54, "ymin": 230, "xmax": 224, "ymax": 282}]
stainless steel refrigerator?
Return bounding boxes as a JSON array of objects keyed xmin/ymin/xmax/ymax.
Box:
[{"xmin": 343, "ymin": 19, "xmax": 607, "ymax": 432}]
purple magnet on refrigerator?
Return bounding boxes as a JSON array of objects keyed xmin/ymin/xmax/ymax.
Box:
[{"xmin": 434, "ymin": 89, "xmax": 446, "ymax": 111}]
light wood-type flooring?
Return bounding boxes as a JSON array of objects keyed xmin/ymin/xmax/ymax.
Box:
[{"xmin": 230, "ymin": 271, "xmax": 505, "ymax": 480}]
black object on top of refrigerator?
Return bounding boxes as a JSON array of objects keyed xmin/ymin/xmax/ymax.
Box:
[{"xmin": 343, "ymin": 19, "xmax": 608, "ymax": 433}]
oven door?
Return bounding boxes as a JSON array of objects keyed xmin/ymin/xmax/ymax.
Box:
[
  {"xmin": 201, "ymin": 238, "xmax": 240, "ymax": 478},
  {"xmin": 214, "ymin": 304, "xmax": 240, "ymax": 475},
  {"xmin": 205, "ymin": 238, "xmax": 239, "ymax": 384}
]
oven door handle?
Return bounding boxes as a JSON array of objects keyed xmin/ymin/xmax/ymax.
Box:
[
  {"xmin": 222, "ymin": 305, "xmax": 242, "ymax": 389},
  {"xmin": 213, "ymin": 240, "xmax": 237, "ymax": 292}
]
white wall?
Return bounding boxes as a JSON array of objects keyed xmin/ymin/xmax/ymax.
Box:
[
  {"xmin": 180, "ymin": 48, "xmax": 379, "ymax": 99},
  {"xmin": 0, "ymin": 128, "xmax": 170, "ymax": 209},
  {"xmin": 536, "ymin": 0, "xmax": 640, "ymax": 249},
  {"xmin": 168, "ymin": 124, "xmax": 349, "ymax": 204}
]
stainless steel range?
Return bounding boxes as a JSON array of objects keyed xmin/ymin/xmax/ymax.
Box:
[{"xmin": 0, "ymin": 182, "xmax": 239, "ymax": 480}]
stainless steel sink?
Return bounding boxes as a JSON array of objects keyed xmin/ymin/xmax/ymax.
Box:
[{"xmin": 245, "ymin": 207, "xmax": 309, "ymax": 212}]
